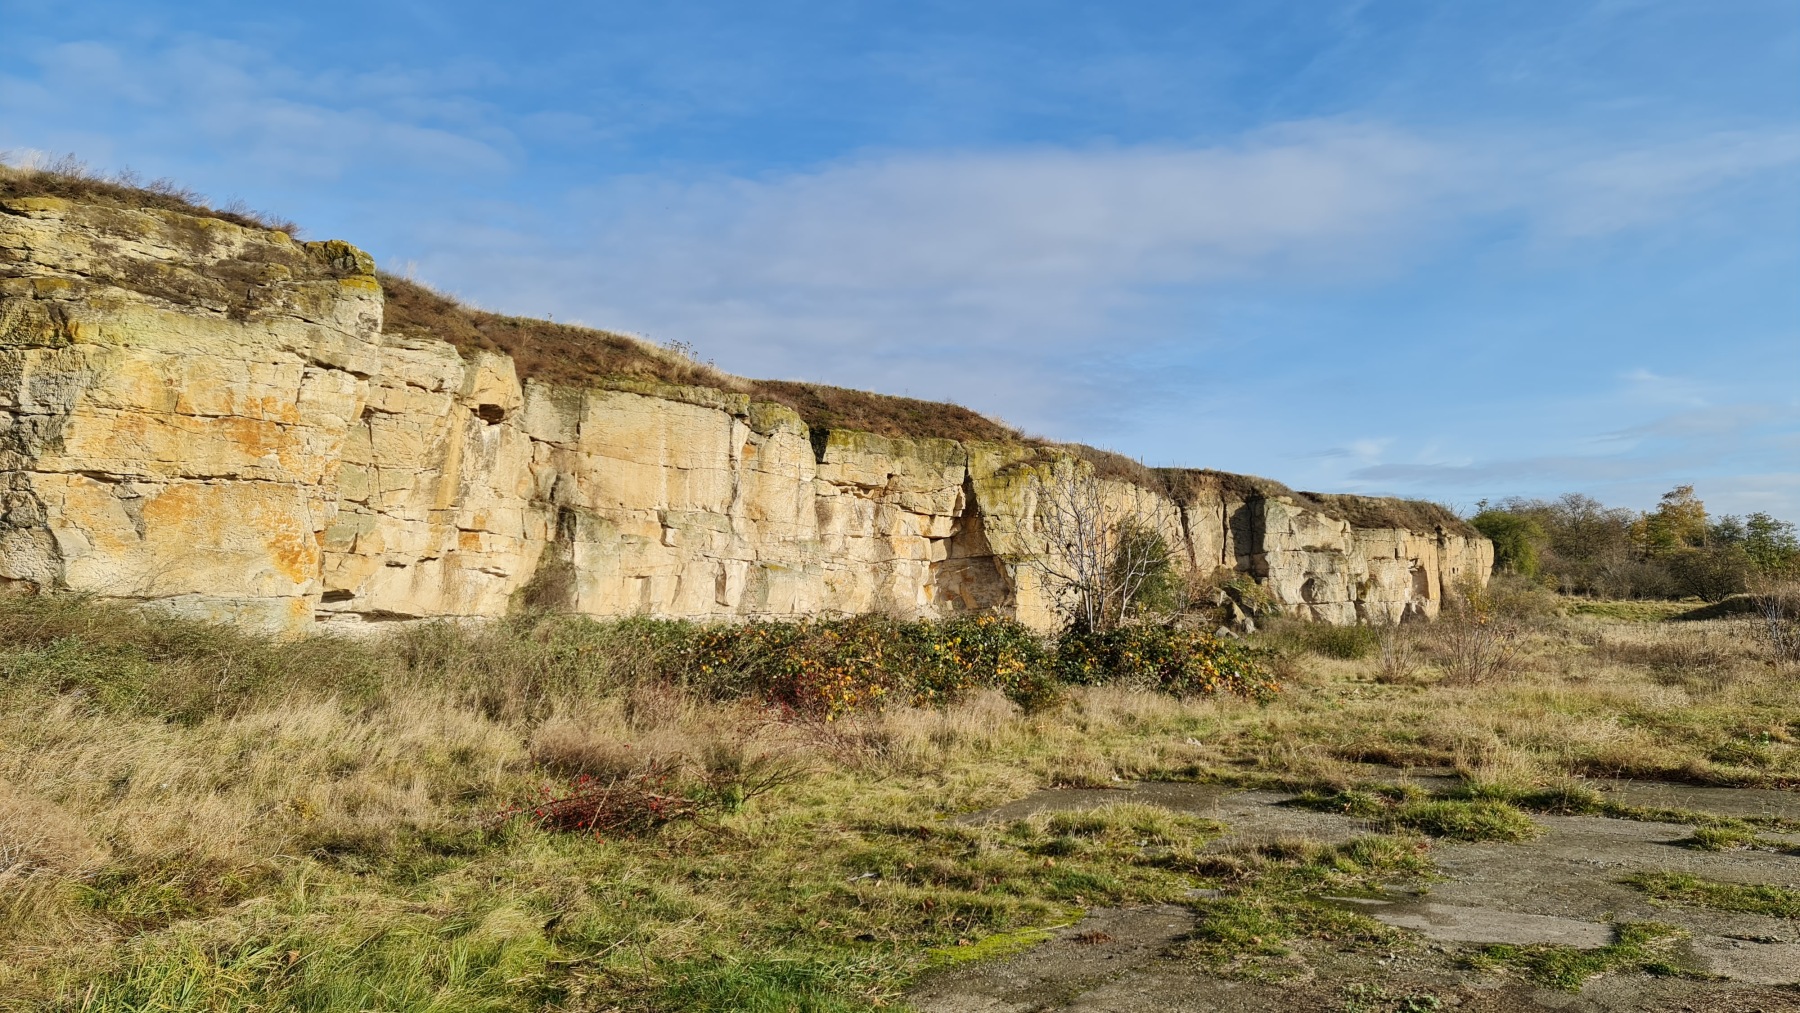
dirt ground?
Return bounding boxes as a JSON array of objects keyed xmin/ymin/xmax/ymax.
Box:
[{"xmin": 911, "ymin": 776, "xmax": 1800, "ymax": 1012}]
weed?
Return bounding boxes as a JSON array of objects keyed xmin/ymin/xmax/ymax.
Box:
[{"xmin": 1681, "ymin": 823, "xmax": 1768, "ymax": 852}]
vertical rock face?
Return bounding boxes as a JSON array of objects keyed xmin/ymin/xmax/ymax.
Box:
[
  {"xmin": 1, "ymin": 200, "xmax": 1490, "ymax": 633},
  {"xmin": 0, "ymin": 197, "xmax": 382, "ymax": 629},
  {"xmin": 1170, "ymin": 475, "xmax": 1491, "ymax": 624}
]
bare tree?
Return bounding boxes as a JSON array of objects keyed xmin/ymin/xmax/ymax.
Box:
[{"xmin": 1008, "ymin": 462, "xmax": 1183, "ymax": 633}]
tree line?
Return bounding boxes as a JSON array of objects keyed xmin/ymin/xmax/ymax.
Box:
[{"xmin": 1471, "ymin": 486, "xmax": 1798, "ymax": 600}]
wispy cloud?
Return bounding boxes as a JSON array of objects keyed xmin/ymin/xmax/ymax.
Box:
[{"xmin": 1, "ymin": 37, "xmax": 515, "ymax": 181}]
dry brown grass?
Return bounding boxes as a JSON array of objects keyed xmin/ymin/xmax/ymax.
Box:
[
  {"xmin": 378, "ymin": 273, "xmax": 733, "ymax": 392},
  {"xmin": 381, "ymin": 273, "xmax": 1030, "ymax": 445},
  {"xmin": 742, "ymin": 379, "xmax": 1027, "ymax": 444},
  {"xmin": 1, "ymin": 155, "xmax": 299, "ymax": 234}
]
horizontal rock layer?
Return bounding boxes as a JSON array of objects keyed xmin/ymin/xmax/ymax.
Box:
[{"xmin": 0, "ymin": 198, "xmax": 1490, "ymax": 632}]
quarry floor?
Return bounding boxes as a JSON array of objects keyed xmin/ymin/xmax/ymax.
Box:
[{"xmin": 908, "ymin": 775, "xmax": 1800, "ymax": 1013}]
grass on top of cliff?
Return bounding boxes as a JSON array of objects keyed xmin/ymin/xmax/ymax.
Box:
[
  {"xmin": 378, "ymin": 273, "xmax": 1029, "ymax": 446},
  {"xmin": 2, "ymin": 592, "xmax": 1795, "ymax": 1011},
  {"xmin": 0, "ymin": 155, "xmax": 300, "ymax": 234}
]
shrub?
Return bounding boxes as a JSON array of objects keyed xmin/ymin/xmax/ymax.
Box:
[
  {"xmin": 1053, "ymin": 625, "xmax": 1279, "ymax": 701},
  {"xmin": 688, "ymin": 614, "xmax": 1057, "ymax": 718},
  {"xmin": 1432, "ymin": 577, "xmax": 1519, "ymax": 685},
  {"xmin": 1751, "ymin": 578, "xmax": 1800, "ymax": 664},
  {"xmin": 1375, "ymin": 621, "xmax": 1421, "ymax": 684},
  {"xmin": 1257, "ymin": 617, "xmax": 1381, "ymax": 660},
  {"xmin": 1472, "ymin": 509, "xmax": 1546, "ymax": 578},
  {"xmin": 900, "ymin": 614, "xmax": 1061, "ymax": 711},
  {"xmin": 1664, "ymin": 546, "xmax": 1751, "ymax": 602},
  {"xmin": 1303, "ymin": 624, "xmax": 1381, "ymax": 660}
]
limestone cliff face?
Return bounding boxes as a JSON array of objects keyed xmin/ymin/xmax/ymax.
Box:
[
  {"xmin": 1177, "ymin": 484, "xmax": 1490, "ymax": 625},
  {"xmin": 1, "ymin": 199, "xmax": 1490, "ymax": 632},
  {"xmin": 0, "ymin": 196, "xmax": 382, "ymax": 629}
]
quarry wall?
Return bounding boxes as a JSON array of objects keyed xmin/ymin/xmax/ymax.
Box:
[{"xmin": 0, "ymin": 196, "xmax": 1491, "ymax": 633}]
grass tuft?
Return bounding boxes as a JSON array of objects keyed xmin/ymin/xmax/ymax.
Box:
[
  {"xmin": 1466, "ymin": 922, "xmax": 1690, "ymax": 991},
  {"xmin": 1625, "ymin": 872, "xmax": 1800, "ymax": 918},
  {"xmin": 1293, "ymin": 790, "xmax": 1542, "ymax": 843}
]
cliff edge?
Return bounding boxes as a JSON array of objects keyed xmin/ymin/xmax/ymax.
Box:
[{"xmin": 0, "ymin": 189, "xmax": 1490, "ymax": 632}]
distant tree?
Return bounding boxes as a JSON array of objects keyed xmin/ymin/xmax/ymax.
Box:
[
  {"xmin": 1634, "ymin": 485, "xmax": 1709, "ymax": 556},
  {"xmin": 1469, "ymin": 489, "xmax": 1788, "ymax": 600},
  {"xmin": 1713, "ymin": 512, "xmax": 1800, "ymax": 574}
]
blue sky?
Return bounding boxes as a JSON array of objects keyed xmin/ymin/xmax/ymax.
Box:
[{"xmin": 4, "ymin": 1, "xmax": 1797, "ymax": 516}]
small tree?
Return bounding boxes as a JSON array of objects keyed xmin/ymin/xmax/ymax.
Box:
[
  {"xmin": 1014, "ymin": 463, "xmax": 1183, "ymax": 633},
  {"xmin": 1471, "ymin": 506, "xmax": 1546, "ymax": 578}
]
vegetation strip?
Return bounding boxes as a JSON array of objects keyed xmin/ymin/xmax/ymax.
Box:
[
  {"xmin": 1624, "ymin": 872, "xmax": 1800, "ymax": 919},
  {"xmin": 1466, "ymin": 922, "xmax": 1694, "ymax": 992}
]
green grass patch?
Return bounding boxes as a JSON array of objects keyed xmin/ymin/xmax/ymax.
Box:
[
  {"xmin": 1293, "ymin": 788, "xmax": 1542, "ymax": 843},
  {"xmin": 1451, "ymin": 780, "xmax": 1800, "ymax": 836},
  {"xmin": 1392, "ymin": 800, "xmax": 1541, "ymax": 842},
  {"xmin": 1467, "ymin": 922, "xmax": 1689, "ymax": 991},
  {"xmin": 62, "ymin": 919, "xmax": 561, "ymax": 1013},
  {"xmin": 654, "ymin": 958, "xmax": 886, "ymax": 1013},
  {"xmin": 1625, "ymin": 872, "xmax": 1800, "ymax": 919},
  {"xmin": 924, "ymin": 916, "xmax": 1079, "ymax": 969},
  {"xmin": 1166, "ymin": 834, "xmax": 1427, "ymax": 980},
  {"xmin": 1176, "ymin": 895, "xmax": 1397, "ymax": 978},
  {"xmin": 1681, "ymin": 823, "xmax": 1769, "ymax": 851}
]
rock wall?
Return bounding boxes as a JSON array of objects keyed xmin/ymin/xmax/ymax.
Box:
[{"xmin": 1, "ymin": 198, "xmax": 1490, "ymax": 633}]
